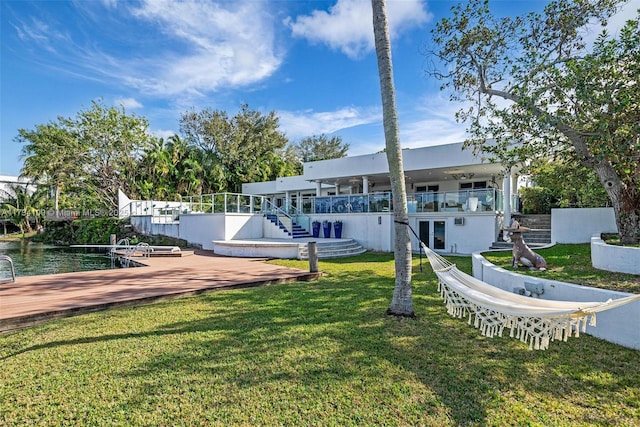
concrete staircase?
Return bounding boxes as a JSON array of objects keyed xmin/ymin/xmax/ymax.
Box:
[
  {"xmin": 265, "ymin": 214, "xmax": 312, "ymax": 238},
  {"xmin": 490, "ymin": 214, "xmax": 552, "ymax": 249},
  {"xmin": 298, "ymin": 239, "xmax": 367, "ymax": 259}
]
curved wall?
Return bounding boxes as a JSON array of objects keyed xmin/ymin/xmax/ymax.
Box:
[
  {"xmin": 472, "ymin": 252, "xmax": 639, "ymax": 350},
  {"xmin": 591, "ymin": 236, "xmax": 640, "ymax": 274}
]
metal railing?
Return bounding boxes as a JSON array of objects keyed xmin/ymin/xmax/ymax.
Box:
[
  {"xmin": 125, "ymin": 189, "xmax": 511, "ymax": 225},
  {"xmin": 0, "ymin": 254, "xmax": 17, "ymax": 283},
  {"xmin": 299, "ymin": 188, "xmax": 503, "ymax": 214},
  {"xmin": 128, "ymin": 193, "xmax": 266, "ymax": 223},
  {"xmin": 262, "ymin": 199, "xmax": 313, "ymax": 236}
]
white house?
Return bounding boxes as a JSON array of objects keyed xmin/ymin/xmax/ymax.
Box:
[
  {"xmin": 125, "ymin": 141, "xmax": 524, "ymax": 255},
  {"xmin": 239, "ymin": 141, "xmax": 521, "ymax": 254}
]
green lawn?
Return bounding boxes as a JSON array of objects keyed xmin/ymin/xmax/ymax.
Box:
[
  {"xmin": 482, "ymin": 244, "xmax": 640, "ymax": 294},
  {"xmin": 1, "ymin": 252, "xmax": 638, "ymax": 426}
]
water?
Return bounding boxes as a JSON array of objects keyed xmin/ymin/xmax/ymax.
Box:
[{"xmin": 0, "ymin": 241, "xmax": 121, "ymax": 279}]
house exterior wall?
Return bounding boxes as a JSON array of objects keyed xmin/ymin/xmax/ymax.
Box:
[
  {"xmin": 302, "ymin": 142, "xmax": 484, "ymax": 181},
  {"xmin": 131, "ymin": 210, "xmax": 499, "ymax": 255},
  {"xmin": 408, "ymin": 213, "xmax": 498, "ymax": 254}
]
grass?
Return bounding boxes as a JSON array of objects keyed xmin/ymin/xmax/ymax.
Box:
[
  {"xmin": 1, "ymin": 252, "xmax": 639, "ymax": 426},
  {"xmin": 482, "ymin": 244, "xmax": 640, "ymax": 294}
]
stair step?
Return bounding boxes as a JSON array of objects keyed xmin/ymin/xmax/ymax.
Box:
[{"xmin": 298, "ymin": 239, "xmax": 366, "ymax": 259}]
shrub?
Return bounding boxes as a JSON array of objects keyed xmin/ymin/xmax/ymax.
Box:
[{"xmin": 519, "ymin": 186, "xmax": 555, "ymax": 214}]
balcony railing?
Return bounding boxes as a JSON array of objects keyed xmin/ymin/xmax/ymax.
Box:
[
  {"xmin": 128, "ymin": 193, "xmax": 266, "ymax": 223},
  {"xmin": 127, "ymin": 189, "xmax": 510, "ymax": 224},
  {"xmin": 301, "ymin": 188, "xmax": 503, "ymax": 214}
]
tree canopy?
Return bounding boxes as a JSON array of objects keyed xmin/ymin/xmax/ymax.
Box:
[
  {"xmin": 18, "ymin": 100, "xmax": 154, "ymax": 211},
  {"xmin": 430, "ymin": 0, "xmax": 639, "ymax": 243},
  {"xmin": 292, "ymin": 134, "xmax": 350, "ymax": 163},
  {"xmin": 179, "ymin": 104, "xmax": 299, "ymax": 193},
  {"xmin": 16, "ymin": 100, "xmax": 347, "ymax": 220}
]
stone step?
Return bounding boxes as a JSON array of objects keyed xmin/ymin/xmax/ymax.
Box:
[
  {"xmin": 298, "ymin": 242, "xmax": 363, "ymax": 255},
  {"xmin": 489, "ymin": 241, "xmax": 549, "ymax": 250},
  {"xmin": 515, "ymin": 214, "xmax": 551, "ymax": 228},
  {"xmin": 298, "ymin": 239, "xmax": 366, "ymax": 259},
  {"xmin": 265, "ymin": 214, "xmax": 312, "ymax": 238}
]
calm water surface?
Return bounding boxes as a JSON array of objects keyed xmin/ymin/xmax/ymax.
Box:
[{"xmin": 0, "ymin": 241, "xmax": 120, "ymax": 278}]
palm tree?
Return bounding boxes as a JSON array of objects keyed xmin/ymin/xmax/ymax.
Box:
[
  {"xmin": 18, "ymin": 122, "xmax": 81, "ymax": 216},
  {"xmin": 372, "ymin": 0, "xmax": 414, "ymax": 317},
  {"xmin": 0, "ymin": 184, "xmax": 47, "ymax": 234}
]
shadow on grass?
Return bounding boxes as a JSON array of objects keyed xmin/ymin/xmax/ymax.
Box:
[{"xmin": 2, "ymin": 254, "xmax": 638, "ymax": 425}]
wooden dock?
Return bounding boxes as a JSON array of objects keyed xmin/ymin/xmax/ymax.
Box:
[{"xmin": 0, "ymin": 250, "xmax": 318, "ymax": 333}]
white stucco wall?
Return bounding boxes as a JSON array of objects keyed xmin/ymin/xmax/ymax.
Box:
[
  {"xmin": 302, "ymin": 142, "xmax": 486, "ymax": 182},
  {"xmin": 307, "ymin": 213, "xmax": 393, "ymax": 252},
  {"xmin": 591, "ymin": 236, "xmax": 640, "ymax": 274},
  {"xmin": 551, "ymin": 208, "xmax": 617, "ymax": 243},
  {"xmin": 177, "ymin": 214, "xmax": 225, "ymax": 249},
  {"xmin": 222, "ymin": 214, "xmax": 263, "ymax": 240},
  {"xmin": 472, "ymin": 253, "xmax": 640, "ymax": 350},
  {"xmin": 409, "ymin": 213, "xmax": 498, "ymax": 254},
  {"xmin": 130, "ymin": 216, "xmax": 181, "ymax": 241}
]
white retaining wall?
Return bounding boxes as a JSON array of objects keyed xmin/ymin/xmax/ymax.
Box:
[
  {"xmin": 130, "ymin": 214, "xmax": 262, "ymax": 250},
  {"xmin": 552, "ymin": 208, "xmax": 617, "ymax": 243},
  {"xmin": 472, "ymin": 253, "xmax": 640, "ymax": 350},
  {"xmin": 591, "ymin": 236, "xmax": 640, "ymax": 274},
  {"xmin": 308, "ymin": 213, "xmax": 393, "ymax": 252},
  {"xmin": 129, "ymin": 216, "xmax": 181, "ymax": 240}
]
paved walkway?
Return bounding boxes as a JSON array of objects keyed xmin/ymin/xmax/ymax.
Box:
[{"xmin": 0, "ymin": 251, "xmax": 318, "ymax": 333}]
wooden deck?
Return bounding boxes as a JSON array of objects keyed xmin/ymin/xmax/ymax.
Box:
[{"xmin": 0, "ymin": 250, "xmax": 319, "ymax": 333}]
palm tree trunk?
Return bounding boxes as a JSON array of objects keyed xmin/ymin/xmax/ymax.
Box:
[{"xmin": 372, "ymin": 0, "xmax": 414, "ymax": 317}]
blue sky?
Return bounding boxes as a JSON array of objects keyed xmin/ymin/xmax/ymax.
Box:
[{"xmin": 1, "ymin": 0, "xmax": 637, "ymax": 177}]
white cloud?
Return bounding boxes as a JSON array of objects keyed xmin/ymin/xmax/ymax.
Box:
[
  {"xmin": 13, "ymin": 17, "xmax": 69, "ymax": 54},
  {"xmin": 279, "ymin": 106, "xmax": 382, "ymax": 140},
  {"xmin": 13, "ymin": 1, "xmax": 283, "ymax": 100},
  {"xmin": 580, "ymin": 0, "xmax": 640, "ymax": 46},
  {"xmin": 286, "ymin": 0, "xmax": 431, "ymax": 59},
  {"xmin": 151, "ymin": 128, "xmax": 178, "ymax": 141},
  {"xmin": 128, "ymin": 0, "xmax": 283, "ymax": 96},
  {"xmin": 115, "ymin": 97, "xmax": 143, "ymax": 109}
]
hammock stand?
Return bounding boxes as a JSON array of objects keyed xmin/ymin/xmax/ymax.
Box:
[{"xmin": 421, "ymin": 242, "xmax": 640, "ymax": 350}]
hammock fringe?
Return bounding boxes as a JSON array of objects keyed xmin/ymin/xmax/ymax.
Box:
[{"xmin": 422, "ymin": 243, "xmax": 640, "ymax": 350}]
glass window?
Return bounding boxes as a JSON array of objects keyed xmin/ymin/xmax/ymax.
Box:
[{"xmin": 434, "ymin": 221, "xmax": 446, "ymax": 250}]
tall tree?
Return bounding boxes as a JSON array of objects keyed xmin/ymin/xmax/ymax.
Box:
[
  {"xmin": 293, "ymin": 134, "xmax": 350, "ymax": 163},
  {"xmin": 430, "ymin": 0, "xmax": 639, "ymax": 243},
  {"xmin": 372, "ymin": 0, "xmax": 414, "ymax": 317},
  {"xmin": 180, "ymin": 104, "xmax": 297, "ymax": 192},
  {"xmin": 136, "ymin": 138, "xmax": 173, "ymax": 200},
  {"xmin": 17, "ymin": 121, "xmax": 82, "ymax": 214},
  {"xmin": 73, "ymin": 100, "xmax": 156, "ymax": 208}
]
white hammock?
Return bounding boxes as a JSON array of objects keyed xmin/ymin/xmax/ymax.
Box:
[{"xmin": 422, "ymin": 243, "xmax": 640, "ymax": 350}]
